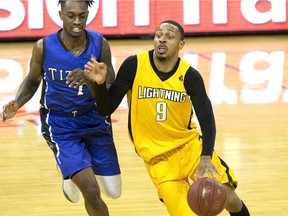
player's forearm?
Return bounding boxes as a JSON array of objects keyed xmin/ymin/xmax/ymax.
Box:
[
  {"xmin": 105, "ymin": 65, "xmax": 115, "ymax": 88},
  {"xmin": 85, "ymin": 79, "xmax": 97, "ymax": 98},
  {"xmin": 199, "ymin": 112, "xmax": 216, "ymax": 157},
  {"xmin": 15, "ymin": 76, "xmax": 41, "ymax": 109},
  {"xmin": 94, "ymin": 82, "xmax": 114, "ymax": 116}
]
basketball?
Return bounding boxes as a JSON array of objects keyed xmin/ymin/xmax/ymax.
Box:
[{"xmin": 187, "ymin": 177, "xmax": 227, "ymax": 216}]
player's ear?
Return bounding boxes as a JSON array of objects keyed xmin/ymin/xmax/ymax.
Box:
[
  {"xmin": 59, "ymin": 11, "xmax": 63, "ymax": 21},
  {"xmin": 179, "ymin": 40, "xmax": 185, "ymax": 50}
]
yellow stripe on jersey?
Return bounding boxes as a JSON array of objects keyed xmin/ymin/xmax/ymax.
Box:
[{"xmin": 128, "ymin": 51, "xmax": 199, "ymax": 162}]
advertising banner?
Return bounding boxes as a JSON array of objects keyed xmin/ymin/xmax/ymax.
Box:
[{"xmin": 0, "ymin": 0, "xmax": 287, "ymax": 39}]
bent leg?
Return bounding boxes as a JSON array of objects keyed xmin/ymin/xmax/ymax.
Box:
[
  {"xmin": 95, "ymin": 174, "xmax": 122, "ymax": 199},
  {"xmin": 224, "ymin": 184, "xmax": 250, "ymax": 216},
  {"xmin": 158, "ymin": 180, "xmax": 197, "ymax": 216},
  {"xmin": 72, "ymin": 167, "xmax": 109, "ymax": 216}
]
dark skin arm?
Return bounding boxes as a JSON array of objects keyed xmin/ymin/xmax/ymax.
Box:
[
  {"xmin": 101, "ymin": 37, "xmax": 116, "ymax": 87},
  {"xmin": 1, "ymin": 39, "xmax": 43, "ymax": 121},
  {"xmin": 66, "ymin": 37, "xmax": 115, "ymax": 95}
]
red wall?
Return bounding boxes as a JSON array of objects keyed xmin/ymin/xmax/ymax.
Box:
[{"xmin": 0, "ymin": 0, "xmax": 287, "ymax": 39}]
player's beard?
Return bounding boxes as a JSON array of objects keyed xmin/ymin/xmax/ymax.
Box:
[
  {"xmin": 156, "ymin": 55, "xmax": 166, "ymax": 61},
  {"xmin": 154, "ymin": 49, "xmax": 168, "ymax": 62}
]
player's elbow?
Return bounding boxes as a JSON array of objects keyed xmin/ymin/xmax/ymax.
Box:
[
  {"xmin": 98, "ymin": 110, "xmax": 110, "ymax": 116},
  {"xmin": 97, "ymin": 107, "xmax": 114, "ymax": 116}
]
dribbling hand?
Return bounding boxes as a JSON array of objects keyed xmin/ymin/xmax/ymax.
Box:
[{"xmin": 196, "ymin": 155, "xmax": 221, "ymax": 179}]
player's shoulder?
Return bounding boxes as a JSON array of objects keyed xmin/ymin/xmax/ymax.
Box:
[
  {"xmin": 86, "ymin": 29, "xmax": 102, "ymax": 38},
  {"xmin": 42, "ymin": 30, "xmax": 61, "ymax": 48},
  {"xmin": 32, "ymin": 38, "xmax": 44, "ymax": 52},
  {"xmin": 179, "ymin": 58, "xmax": 198, "ymax": 74},
  {"xmin": 44, "ymin": 30, "xmax": 59, "ymax": 40},
  {"xmin": 86, "ymin": 29, "xmax": 104, "ymax": 48},
  {"xmin": 118, "ymin": 55, "xmax": 137, "ymax": 72},
  {"xmin": 125, "ymin": 54, "xmax": 137, "ymax": 61},
  {"xmin": 136, "ymin": 50, "xmax": 150, "ymax": 58}
]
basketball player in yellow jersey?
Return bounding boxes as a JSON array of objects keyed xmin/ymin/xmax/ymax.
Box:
[{"xmin": 69, "ymin": 20, "xmax": 250, "ymax": 216}]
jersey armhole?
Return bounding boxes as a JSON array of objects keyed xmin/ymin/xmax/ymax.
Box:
[
  {"xmin": 42, "ymin": 37, "xmax": 46, "ymax": 63},
  {"xmin": 98, "ymin": 34, "xmax": 103, "ymax": 62}
]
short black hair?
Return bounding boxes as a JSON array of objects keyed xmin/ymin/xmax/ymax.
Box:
[
  {"xmin": 58, "ymin": 0, "xmax": 94, "ymax": 7},
  {"xmin": 160, "ymin": 20, "xmax": 184, "ymax": 40}
]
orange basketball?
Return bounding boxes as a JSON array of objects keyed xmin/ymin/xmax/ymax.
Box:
[{"xmin": 187, "ymin": 177, "xmax": 227, "ymax": 216}]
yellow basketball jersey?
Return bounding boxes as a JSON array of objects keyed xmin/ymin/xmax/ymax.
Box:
[{"xmin": 128, "ymin": 51, "xmax": 199, "ymax": 162}]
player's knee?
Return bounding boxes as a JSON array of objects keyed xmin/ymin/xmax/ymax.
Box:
[
  {"xmin": 224, "ymin": 186, "xmax": 242, "ymax": 212},
  {"xmin": 82, "ymin": 186, "xmax": 101, "ymax": 202},
  {"xmin": 96, "ymin": 174, "xmax": 122, "ymax": 199},
  {"xmin": 103, "ymin": 187, "xmax": 122, "ymax": 199}
]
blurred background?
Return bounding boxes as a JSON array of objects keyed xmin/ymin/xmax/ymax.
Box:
[{"xmin": 0, "ymin": 1, "xmax": 287, "ymax": 215}]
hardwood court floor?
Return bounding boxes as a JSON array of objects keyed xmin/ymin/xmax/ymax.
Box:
[{"xmin": 0, "ymin": 34, "xmax": 287, "ymax": 215}]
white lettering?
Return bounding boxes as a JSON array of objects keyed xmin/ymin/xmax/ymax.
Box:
[
  {"xmin": 72, "ymin": 111, "xmax": 77, "ymax": 117},
  {"xmin": 77, "ymin": 85, "xmax": 84, "ymax": 95},
  {"xmin": 239, "ymin": 51, "xmax": 285, "ymax": 103},
  {"xmin": 0, "ymin": 0, "xmax": 25, "ymax": 31},
  {"xmin": 59, "ymin": 70, "xmax": 64, "ymax": 80},
  {"xmin": 48, "ymin": 68, "xmax": 71, "ymax": 81},
  {"xmin": 102, "ymin": 0, "xmax": 117, "ymax": 27},
  {"xmin": 45, "ymin": 0, "xmax": 61, "ymax": 27},
  {"xmin": 0, "ymin": 48, "xmax": 287, "ymax": 110},
  {"xmin": 0, "ymin": 59, "xmax": 23, "ymax": 93},
  {"xmin": 134, "ymin": 0, "xmax": 149, "ymax": 26},
  {"xmin": 241, "ymin": 0, "xmax": 286, "ymax": 24},
  {"xmin": 1, "ymin": 0, "xmax": 287, "ymax": 35},
  {"xmin": 49, "ymin": 68, "xmax": 56, "ymax": 80},
  {"xmin": 213, "ymin": 0, "xmax": 227, "ymax": 24},
  {"xmin": 183, "ymin": 52, "xmax": 199, "ymax": 69},
  {"xmin": 28, "ymin": 0, "xmax": 43, "ymax": 29},
  {"xmin": 183, "ymin": 0, "xmax": 200, "ymax": 25},
  {"xmin": 209, "ymin": 52, "xmax": 237, "ymax": 104}
]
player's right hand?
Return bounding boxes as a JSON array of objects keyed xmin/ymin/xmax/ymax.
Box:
[
  {"xmin": 196, "ymin": 155, "xmax": 221, "ymax": 179},
  {"xmin": 1, "ymin": 100, "xmax": 19, "ymax": 122},
  {"xmin": 66, "ymin": 68, "xmax": 86, "ymax": 89}
]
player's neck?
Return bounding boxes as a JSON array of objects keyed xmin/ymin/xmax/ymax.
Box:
[
  {"xmin": 153, "ymin": 54, "xmax": 178, "ymax": 73},
  {"xmin": 60, "ymin": 30, "xmax": 87, "ymax": 56}
]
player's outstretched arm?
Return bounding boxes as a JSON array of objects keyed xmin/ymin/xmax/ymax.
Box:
[{"xmin": 1, "ymin": 39, "xmax": 43, "ymax": 122}]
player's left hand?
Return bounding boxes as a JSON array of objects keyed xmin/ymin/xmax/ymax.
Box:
[
  {"xmin": 196, "ymin": 155, "xmax": 221, "ymax": 179},
  {"xmin": 84, "ymin": 55, "xmax": 107, "ymax": 85},
  {"xmin": 66, "ymin": 68, "xmax": 86, "ymax": 88}
]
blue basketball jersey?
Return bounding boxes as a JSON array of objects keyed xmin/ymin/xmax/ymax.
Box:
[
  {"xmin": 41, "ymin": 29, "xmax": 102, "ymax": 114},
  {"xmin": 39, "ymin": 30, "xmax": 121, "ymax": 178}
]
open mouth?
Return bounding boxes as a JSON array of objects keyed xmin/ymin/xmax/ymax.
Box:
[
  {"xmin": 72, "ymin": 27, "xmax": 81, "ymax": 33},
  {"xmin": 157, "ymin": 45, "xmax": 167, "ymax": 54}
]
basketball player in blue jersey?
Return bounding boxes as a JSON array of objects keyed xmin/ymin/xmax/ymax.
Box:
[
  {"xmin": 79, "ymin": 20, "xmax": 251, "ymax": 216},
  {"xmin": 1, "ymin": 0, "xmax": 121, "ymax": 215}
]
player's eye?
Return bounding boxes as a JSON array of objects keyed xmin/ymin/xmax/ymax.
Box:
[
  {"xmin": 166, "ymin": 34, "xmax": 174, "ymax": 40},
  {"xmin": 66, "ymin": 13, "xmax": 74, "ymax": 19},
  {"xmin": 155, "ymin": 34, "xmax": 161, "ymax": 39}
]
